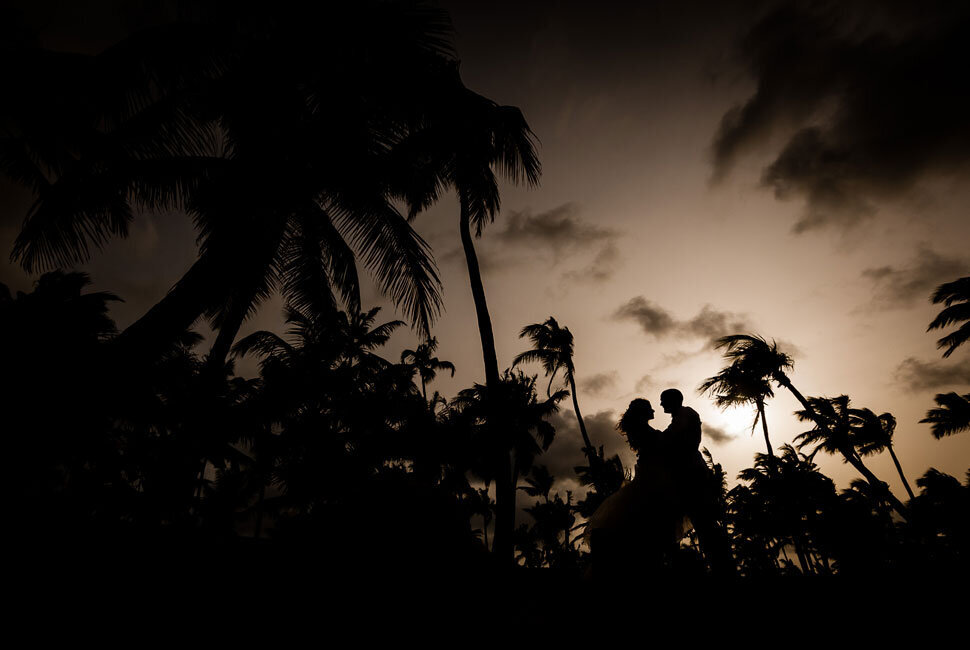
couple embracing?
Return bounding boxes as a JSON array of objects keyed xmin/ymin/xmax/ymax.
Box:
[{"xmin": 587, "ymin": 389, "xmax": 735, "ymax": 578}]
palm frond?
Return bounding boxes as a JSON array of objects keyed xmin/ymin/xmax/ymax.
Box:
[
  {"xmin": 331, "ymin": 200, "xmax": 441, "ymax": 336},
  {"xmin": 920, "ymin": 392, "xmax": 970, "ymax": 439}
]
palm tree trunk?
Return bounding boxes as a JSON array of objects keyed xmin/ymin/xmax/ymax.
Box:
[
  {"xmin": 792, "ymin": 539, "xmax": 812, "ymax": 574},
  {"xmin": 845, "ymin": 452, "xmax": 910, "ymax": 519},
  {"xmin": 459, "ymin": 198, "xmax": 512, "ymax": 562},
  {"xmin": 567, "ymin": 374, "xmax": 596, "ymax": 465},
  {"xmin": 887, "ymin": 443, "xmax": 916, "ymax": 501},
  {"xmin": 254, "ymin": 483, "xmax": 266, "ymax": 539},
  {"xmin": 115, "ymin": 256, "xmax": 219, "ymax": 360},
  {"xmin": 758, "ymin": 399, "xmax": 773, "ymax": 458},
  {"xmin": 207, "ymin": 294, "xmax": 254, "ymax": 368}
]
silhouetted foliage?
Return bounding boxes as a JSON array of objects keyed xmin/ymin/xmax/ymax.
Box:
[
  {"xmin": 921, "ymin": 392, "xmax": 970, "ymax": 439},
  {"xmin": 928, "ymin": 276, "xmax": 970, "ymax": 358}
]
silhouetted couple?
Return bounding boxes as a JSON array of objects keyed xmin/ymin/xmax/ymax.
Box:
[{"xmin": 588, "ymin": 389, "xmax": 735, "ymax": 578}]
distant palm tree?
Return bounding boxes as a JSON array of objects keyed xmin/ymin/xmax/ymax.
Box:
[
  {"xmin": 736, "ymin": 445, "xmax": 836, "ymax": 574},
  {"xmin": 850, "ymin": 409, "xmax": 915, "ymax": 501},
  {"xmin": 401, "ymin": 336, "xmax": 456, "ymax": 404},
  {"xmin": 927, "ymin": 276, "xmax": 970, "ymax": 357},
  {"xmin": 794, "ymin": 395, "xmax": 908, "ymax": 519},
  {"xmin": 920, "ymin": 392, "xmax": 970, "ymax": 439},
  {"xmin": 513, "ymin": 317, "xmax": 596, "ymax": 465},
  {"xmin": 520, "ymin": 464, "xmax": 555, "ymax": 503},
  {"xmin": 450, "ymin": 370, "xmax": 565, "ymax": 557},
  {"xmin": 700, "ymin": 360, "xmax": 777, "ymax": 458}
]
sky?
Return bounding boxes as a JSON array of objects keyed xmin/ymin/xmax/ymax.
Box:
[{"xmin": 2, "ymin": 0, "xmax": 969, "ymax": 507}]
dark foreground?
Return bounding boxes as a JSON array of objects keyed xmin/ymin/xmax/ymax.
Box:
[{"xmin": 9, "ymin": 537, "xmax": 967, "ymax": 640}]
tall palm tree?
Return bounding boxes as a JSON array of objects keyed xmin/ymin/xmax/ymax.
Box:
[
  {"xmin": 920, "ymin": 392, "xmax": 970, "ymax": 439},
  {"xmin": 397, "ymin": 81, "xmax": 541, "ymax": 562},
  {"xmin": 700, "ymin": 360, "xmax": 777, "ymax": 458},
  {"xmin": 794, "ymin": 395, "xmax": 908, "ymax": 519},
  {"xmin": 927, "ymin": 276, "xmax": 970, "ymax": 357},
  {"xmin": 401, "ymin": 336, "xmax": 456, "ymax": 404},
  {"xmin": 513, "ymin": 317, "xmax": 596, "ymax": 465},
  {"xmin": 850, "ymin": 409, "xmax": 915, "ymax": 501},
  {"xmin": 4, "ymin": 3, "xmax": 453, "ymax": 364}
]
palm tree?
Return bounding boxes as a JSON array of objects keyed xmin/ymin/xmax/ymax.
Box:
[
  {"xmin": 850, "ymin": 409, "xmax": 915, "ymax": 501},
  {"xmin": 920, "ymin": 392, "xmax": 970, "ymax": 439},
  {"xmin": 397, "ymin": 80, "xmax": 541, "ymax": 561},
  {"xmin": 513, "ymin": 317, "xmax": 596, "ymax": 465},
  {"xmin": 927, "ymin": 276, "xmax": 970, "ymax": 357},
  {"xmin": 401, "ymin": 336, "xmax": 456, "ymax": 404},
  {"xmin": 700, "ymin": 360, "xmax": 777, "ymax": 458},
  {"xmin": 736, "ymin": 445, "xmax": 836, "ymax": 574},
  {"xmin": 2, "ymin": 271, "xmax": 122, "ymax": 527},
  {"xmin": 794, "ymin": 395, "xmax": 908, "ymax": 519},
  {"xmin": 450, "ymin": 370, "xmax": 565, "ymax": 559},
  {"xmin": 468, "ymin": 487, "xmax": 494, "ymax": 550},
  {"xmin": 5, "ymin": 3, "xmax": 454, "ymax": 364},
  {"xmin": 520, "ymin": 464, "xmax": 555, "ymax": 503}
]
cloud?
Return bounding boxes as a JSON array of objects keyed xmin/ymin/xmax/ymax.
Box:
[
  {"xmin": 496, "ymin": 203, "xmax": 614, "ymax": 256},
  {"xmin": 541, "ymin": 409, "xmax": 631, "ymax": 484},
  {"xmin": 634, "ymin": 374, "xmax": 653, "ymax": 393},
  {"xmin": 894, "ymin": 357, "xmax": 970, "ymax": 391},
  {"xmin": 613, "ymin": 297, "xmax": 677, "ymax": 336},
  {"xmin": 578, "ymin": 371, "xmax": 619, "ymax": 397},
  {"xmin": 683, "ymin": 305, "xmax": 752, "ymax": 343},
  {"xmin": 441, "ymin": 203, "xmax": 623, "ymax": 283},
  {"xmin": 562, "ymin": 242, "xmax": 621, "ymax": 284},
  {"xmin": 702, "ymin": 424, "xmax": 734, "ymax": 445},
  {"xmin": 862, "ymin": 245, "xmax": 970, "ymax": 310},
  {"xmin": 613, "ymin": 297, "xmax": 754, "ymax": 347},
  {"xmin": 711, "ymin": 3, "xmax": 970, "ymax": 233}
]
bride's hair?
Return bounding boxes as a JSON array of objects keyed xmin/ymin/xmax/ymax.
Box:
[{"xmin": 617, "ymin": 398, "xmax": 653, "ymax": 436}]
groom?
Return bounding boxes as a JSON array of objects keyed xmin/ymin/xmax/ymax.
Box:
[{"xmin": 660, "ymin": 388, "xmax": 736, "ymax": 577}]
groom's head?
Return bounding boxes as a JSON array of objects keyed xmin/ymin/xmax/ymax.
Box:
[{"xmin": 660, "ymin": 388, "xmax": 683, "ymax": 413}]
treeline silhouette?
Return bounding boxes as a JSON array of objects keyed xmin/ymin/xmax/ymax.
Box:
[
  {"xmin": 2, "ymin": 2, "xmax": 968, "ymax": 595},
  {"xmin": 3, "ymin": 269, "xmax": 968, "ymax": 580}
]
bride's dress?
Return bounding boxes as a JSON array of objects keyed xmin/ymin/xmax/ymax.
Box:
[{"xmin": 585, "ymin": 426, "xmax": 688, "ymax": 553}]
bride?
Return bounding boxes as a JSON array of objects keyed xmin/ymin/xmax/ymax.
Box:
[{"xmin": 585, "ymin": 398, "xmax": 688, "ymax": 576}]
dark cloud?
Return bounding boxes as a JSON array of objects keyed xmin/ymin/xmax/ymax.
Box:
[
  {"xmin": 862, "ymin": 245, "xmax": 970, "ymax": 310},
  {"xmin": 495, "ymin": 203, "xmax": 614, "ymax": 256},
  {"xmin": 712, "ymin": 2, "xmax": 970, "ymax": 233},
  {"xmin": 441, "ymin": 203, "xmax": 622, "ymax": 283},
  {"xmin": 895, "ymin": 357, "xmax": 970, "ymax": 390},
  {"xmin": 613, "ymin": 297, "xmax": 677, "ymax": 336},
  {"xmin": 683, "ymin": 305, "xmax": 752, "ymax": 342},
  {"xmin": 578, "ymin": 371, "xmax": 619, "ymax": 397},
  {"xmin": 541, "ymin": 409, "xmax": 631, "ymax": 485},
  {"xmin": 703, "ymin": 423, "xmax": 734, "ymax": 445},
  {"xmin": 613, "ymin": 297, "xmax": 753, "ymax": 347}
]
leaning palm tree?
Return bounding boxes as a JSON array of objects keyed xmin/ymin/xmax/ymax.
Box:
[
  {"xmin": 920, "ymin": 392, "xmax": 970, "ymax": 439},
  {"xmin": 513, "ymin": 317, "xmax": 596, "ymax": 465},
  {"xmin": 794, "ymin": 395, "xmax": 908, "ymax": 519},
  {"xmin": 700, "ymin": 360, "xmax": 777, "ymax": 458},
  {"xmin": 401, "ymin": 336, "xmax": 456, "ymax": 404},
  {"xmin": 850, "ymin": 408, "xmax": 915, "ymax": 501},
  {"xmin": 927, "ymin": 276, "xmax": 970, "ymax": 358}
]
